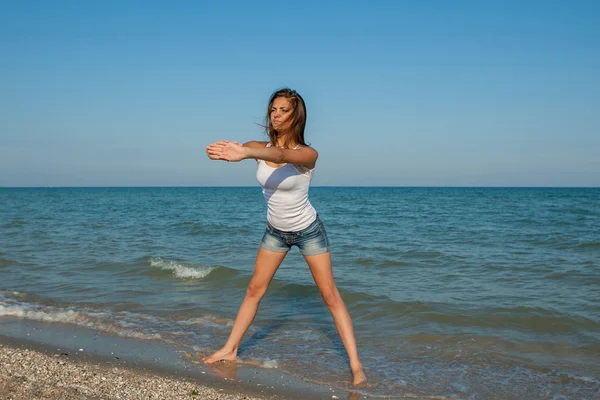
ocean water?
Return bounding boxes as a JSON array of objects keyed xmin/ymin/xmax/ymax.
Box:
[{"xmin": 1, "ymin": 187, "xmax": 599, "ymax": 399}]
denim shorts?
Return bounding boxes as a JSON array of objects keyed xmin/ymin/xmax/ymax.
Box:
[{"xmin": 260, "ymin": 215, "xmax": 330, "ymax": 256}]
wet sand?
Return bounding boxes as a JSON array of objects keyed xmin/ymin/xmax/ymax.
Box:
[
  {"xmin": 0, "ymin": 339, "xmax": 269, "ymax": 399},
  {"xmin": 0, "ymin": 318, "xmax": 356, "ymax": 400}
]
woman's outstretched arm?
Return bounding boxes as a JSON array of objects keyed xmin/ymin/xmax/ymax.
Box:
[{"xmin": 206, "ymin": 141, "xmax": 318, "ymax": 169}]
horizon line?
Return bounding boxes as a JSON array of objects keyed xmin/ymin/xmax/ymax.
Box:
[{"xmin": 1, "ymin": 185, "xmax": 599, "ymax": 189}]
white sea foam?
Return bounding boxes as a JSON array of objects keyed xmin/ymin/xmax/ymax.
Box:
[
  {"xmin": 0, "ymin": 290, "xmax": 22, "ymax": 297},
  {"xmin": 0, "ymin": 303, "xmax": 161, "ymax": 341},
  {"xmin": 178, "ymin": 317, "xmax": 210, "ymax": 325},
  {"xmin": 149, "ymin": 257, "xmax": 215, "ymax": 279},
  {"xmin": 262, "ymin": 359, "xmax": 278, "ymax": 369},
  {"xmin": 0, "ymin": 305, "xmax": 81, "ymax": 323},
  {"xmin": 550, "ymin": 373, "xmax": 600, "ymax": 385},
  {"xmin": 179, "ymin": 316, "xmax": 232, "ymax": 328}
]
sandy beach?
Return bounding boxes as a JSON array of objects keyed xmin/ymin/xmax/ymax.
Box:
[
  {"xmin": 0, "ymin": 340, "xmax": 270, "ymax": 400},
  {"xmin": 0, "ymin": 318, "xmax": 356, "ymax": 400}
]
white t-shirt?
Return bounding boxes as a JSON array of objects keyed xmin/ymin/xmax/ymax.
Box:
[{"xmin": 255, "ymin": 147, "xmax": 317, "ymax": 232}]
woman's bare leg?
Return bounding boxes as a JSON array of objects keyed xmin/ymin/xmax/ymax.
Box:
[
  {"xmin": 203, "ymin": 248, "xmax": 287, "ymax": 363},
  {"xmin": 304, "ymin": 252, "xmax": 367, "ymax": 386}
]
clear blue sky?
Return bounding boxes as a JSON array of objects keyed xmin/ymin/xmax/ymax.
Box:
[{"xmin": 1, "ymin": 1, "xmax": 599, "ymax": 187}]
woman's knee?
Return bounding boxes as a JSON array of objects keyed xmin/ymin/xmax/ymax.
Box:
[
  {"xmin": 320, "ymin": 287, "xmax": 342, "ymax": 309},
  {"xmin": 246, "ymin": 281, "xmax": 268, "ymax": 300}
]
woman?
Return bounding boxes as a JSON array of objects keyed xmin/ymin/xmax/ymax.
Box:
[{"xmin": 204, "ymin": 88, "xmax": 366, "ymax": 385}]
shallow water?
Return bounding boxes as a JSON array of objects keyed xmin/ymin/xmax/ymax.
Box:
[{"xmin": 1, "ymin": 187, "xmax": 599, "ymax": 398}]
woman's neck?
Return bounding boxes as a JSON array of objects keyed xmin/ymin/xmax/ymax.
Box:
[{"xmin": 275, "ymin": 133, "xmax": 296, "ymax": 149}]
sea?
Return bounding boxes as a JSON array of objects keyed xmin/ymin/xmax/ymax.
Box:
[{"xmin": 1, "ymin": 187, "xmax": 599, "ymax": 399}]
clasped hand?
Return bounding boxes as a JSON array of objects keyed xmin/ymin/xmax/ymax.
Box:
[{"xmin": 205, "ymin": 140, "xmax": 246, "ymax": 162}]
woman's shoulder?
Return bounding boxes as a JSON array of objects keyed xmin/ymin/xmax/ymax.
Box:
[
  {"xmin": 243, "ymin": 141, "xmax": 268, "ymax": 148},
  {"xmin": 295, "ymin": 145, "xmax": 318, "ymax": 158}
]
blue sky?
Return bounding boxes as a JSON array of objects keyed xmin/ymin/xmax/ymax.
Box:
[{"xmin": 1, "ymin": 1, "xmax": 599, "ymax": 187}]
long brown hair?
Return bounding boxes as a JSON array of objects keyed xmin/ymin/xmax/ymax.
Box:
[{"xmin": 265, "ymin": 88, "xmax": 307, "ymax": 149}]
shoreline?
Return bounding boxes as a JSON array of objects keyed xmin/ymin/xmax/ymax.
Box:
[
  {"xmin": 1, "ymin": 338, "xmax": 266, "ymax": 400},
  {"xmin": 0, "ymin": 318, "xmax": 360, "ymax": 400}
]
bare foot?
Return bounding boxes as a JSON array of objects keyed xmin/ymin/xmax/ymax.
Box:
[
  {"xmin": 202, "ymin": 347, "xmax": 237, "ymax": 364},
  {"xmin": 352, "ymin": 367, "xmax": 367, "ymax": 386}
]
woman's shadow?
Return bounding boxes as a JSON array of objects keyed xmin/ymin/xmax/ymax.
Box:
[
  {"xmin": 205, "ymin": 260, "xmax": 367, "ymax": 399},
  {"xmin": 237, "ymin": 281, "xmax": 348, "ymax": 368}
]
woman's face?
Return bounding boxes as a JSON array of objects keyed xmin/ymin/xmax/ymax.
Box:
[{"xmin": 270, "ymin": 97, "xmax": 293, "ymax": 132}]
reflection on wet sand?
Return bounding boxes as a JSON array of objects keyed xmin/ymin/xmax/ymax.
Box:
[
  {"xmin": 347, "ymin": 391, "xmax": 360, "ymax": 400},
  {"xmin": 208, "ymin": 360, "xmax": 238, "ymax": 380}
]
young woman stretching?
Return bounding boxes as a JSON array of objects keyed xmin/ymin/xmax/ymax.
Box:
[{"xmin": 204, "ymin": 88, "xmax": 366, "ymax": 385}]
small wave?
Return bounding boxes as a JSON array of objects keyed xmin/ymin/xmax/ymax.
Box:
[
  {"xmin": 168, "ymin": 221, "xmax": 208, "ymax": 235},
  {"xmin": 0, "ymin": 258, "xmax": 15, "ymax": 268},
  {"xmin": 0, "ymin": 291, "xmax": 240, "ymax": 344},
  {"xmin": 179, "ymin": 316, "xmax": 232, "ymax": 327},
  {"xmin": 1, "ymin": 305, "xmax": 79, "ymax": 323},
  {"xmin": 3, "ymin": 219, "xmax": 25, "ymax": 228},
  {"xmin": 577, "ymin": 242, "xmax": 600, "ymax": 249},
  {"xmin": 544, "ymin": 270, "xmax": 599, "ymax": 283},
  {"xmin": 168, "ymin": 221, "xmax": 232, "ymax": 236},
  {"xmin": 355, "ymin": 257, "xmax": 375, "ymax": 266},
  {"xmin": 353, "ymin": 256, "xmax": 409, "ymax": 267},
  {"xmin": 0, "ymin": 304, "xmax": 161, "ymax": 341},
  {"xmin": 376, "ymin": 260, "xmax": 409, "ymax": 267},
  {"xmin": 0, "ymin": 258, "xmax": 35, "ymax": 268},
  {"xmin": 148, "ymin": 257, "xmax": 215, "ymax": 279},
  {"xmin": 0, "ymin": 290, "xmax": 22, "ymax": 296},
  {"xmin": 547, "ymin": 371, "xmax": 600, "ymax": 385},
  {"xmin": 401, "ymin": 249, "xmax": 442, "ymax": 259},
  {"xmin": 420, "ymin": 305, "xmax": 600, "ymax": 334}
]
